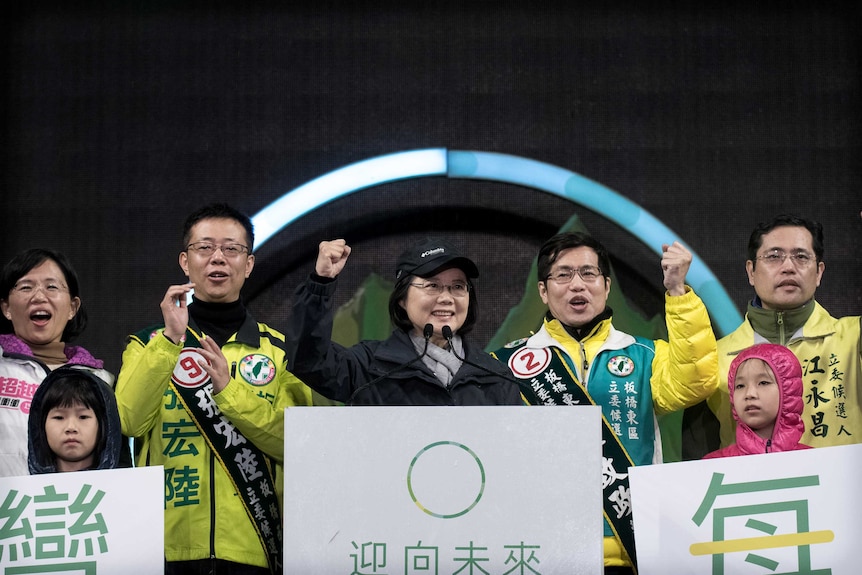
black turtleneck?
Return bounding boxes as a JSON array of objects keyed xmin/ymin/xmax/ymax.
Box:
[
  {"xmin": 551, "ymin": 306, "xmax": 614, "ymax": 342},
  {"xmin": 188, "ymin": 297, "xmax": 246, "ymax": 347}
]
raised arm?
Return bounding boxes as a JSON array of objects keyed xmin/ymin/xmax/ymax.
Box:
[
  {"xmin": 315, "ymin": 239, "xmax": 351, "ymax": 278},
  {"xmin": 661, "ymin": 241, "xmax": 691, "ymax": 297},
  {"xmin": 652, "ymin": 243, "xmax": 719, "ymax": 413},
  {"xmin": 284, "ymin": 239, "xmax": 382, "ymax": 403},
  {"xmin": 115, "ymin": 283, "xmax": 194, "ymax": 436}
]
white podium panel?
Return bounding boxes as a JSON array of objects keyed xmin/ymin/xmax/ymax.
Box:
[
  {"xmin": 630, "ymin": 444, "xmax": 862, "ymax": 575},
  {"xmin": 284, "ymin": 405, "xmax": 602, "ymax": 574},
  {"xmin": 0, "ymin": 466, "xmax": 164, "ymax": 575}
]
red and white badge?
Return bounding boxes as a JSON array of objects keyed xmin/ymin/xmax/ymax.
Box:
[
  {"xmin": 171, "ymin": 348, "xmax": 210, "ymax": 388},
  {"xmin": 508, "ymin": 348, "xmax": 551, "ymax": 379}
]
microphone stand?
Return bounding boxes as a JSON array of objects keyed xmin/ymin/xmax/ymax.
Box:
[
  {"xmin": 441, "ymin": 325, "xmax": 525, "ymax": 390},
  {"xmin": 347, "ymin": 323, "xmax": 434, "ymax": 405}
]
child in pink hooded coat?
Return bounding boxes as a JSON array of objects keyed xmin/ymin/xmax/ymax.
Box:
[{"xmin": 704, "ymin": 343, "xmax": 811, "ymax": 458}]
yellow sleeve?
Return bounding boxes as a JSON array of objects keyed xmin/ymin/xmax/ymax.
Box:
[
  {"xmin": 115, "ymin": 331, "xmax": 181, "ymax": 437},
  {"xmin": 214, "ymin": 352, "xmax": 313, "ymax": 463},
  {"xmin": 650, "ymin": 286, "xmax": 719, "ymax": 415}
]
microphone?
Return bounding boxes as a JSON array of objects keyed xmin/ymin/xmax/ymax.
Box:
[
  {"xmin": 443, "ymin": 326, "xmax": 474, "ymax": 367},
  {"xmin": 442, "ymin": 325, "xmax": 454, "ymax": 341},
  {"xmin": 441, "ymin": 326, "xmax": 526, "ymax": 393},
  {"xmin": 347, "ymin": 323, "xmax": 434, "ymax": 405}
]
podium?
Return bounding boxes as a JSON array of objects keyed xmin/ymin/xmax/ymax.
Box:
[{"xmin": 283, "ymin": 405, "xmax": 603, "ymax": 574}]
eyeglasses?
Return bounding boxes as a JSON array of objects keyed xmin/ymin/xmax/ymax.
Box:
[
  {"xmin": 10, "ymin": 281, "xmax": 69, "ymax": 298},
  {"xmin": 410, "ymin": 281, "xmax": 470, "ymax": 297},
  {"xmin": 755, "ymin": 251, "xmax": 815, "ymax": 268},
  {"xmin": 545, "ymin": 265, "xmax": 603, "ymax": 284},
  {"xmin": 186, "ymin": 242, "xmax": 250, "ymax": 258}
]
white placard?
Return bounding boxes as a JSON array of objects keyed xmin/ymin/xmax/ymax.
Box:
[
  {"xmin": 629, "ymin": 444, "xmax": 862, "ymax": 575},
  {"xmin": 284, "ymin": 405, "xmax": 603, "ymax": 574},
  {"xmin": 0, "ymin": 466, "xmax": 164, "ymax": 575}
]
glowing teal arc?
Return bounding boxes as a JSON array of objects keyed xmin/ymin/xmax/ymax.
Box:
[{"xmin": 251, "ymin": 148, "xmax": 742, "ymax": 335}]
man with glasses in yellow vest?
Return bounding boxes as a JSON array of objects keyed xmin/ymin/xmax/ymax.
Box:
[{"xmin": 708, "ymin": 213, "xmax": 861, "ymax": 451}]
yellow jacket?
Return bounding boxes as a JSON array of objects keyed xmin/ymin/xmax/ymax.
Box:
[
  {"xmin": 116, "ymin": 316, "xmax": 313, "ymax": 567},
  {"xmin": 710, "ymin": 300, "xmax": 861, "ymax": 449}
]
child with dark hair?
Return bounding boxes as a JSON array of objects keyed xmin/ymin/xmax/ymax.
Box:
[
  {"xmin": 1, "ymin": 248, "xmax": 117, "ymax": 477},
  {"xmin": 28, "ymin": 366, "xmax": 123, "ymax": 473}
]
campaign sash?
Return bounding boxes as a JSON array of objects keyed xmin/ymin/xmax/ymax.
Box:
[
  {"xmin": 169, "ymin": 330, "xmax": 282, "ymax": 574},
  {"xmin": 496, "ymin": 342, "xmax": 639, "ymax": 571}
]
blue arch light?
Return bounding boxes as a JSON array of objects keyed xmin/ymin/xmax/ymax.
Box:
[{"xmin": 251, "ymin": 148, "xmax": 742, "ymax": 335}]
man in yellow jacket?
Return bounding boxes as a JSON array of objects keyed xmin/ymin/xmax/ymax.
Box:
[
  {"xmin": 116, "ymin": 203, "xmax": 313, "ymax": 575},
  {"xmin": 493, "ymin": 232, "xmax": 718, "ymax": 575},
  {"xmin": 709, "ymin": 213, "xmax": 860, "ymax": 450}
]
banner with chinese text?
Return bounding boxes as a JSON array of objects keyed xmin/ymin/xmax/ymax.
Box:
[
  {"xmin": 0, "ymin": 466, "xmax": 164, "ymax": 575},
  {"xmin": 284, "ymin": 406, "xmax": 603, "ymax": 574},
  {"xmin": 629, "ymin": 444, "xmax": 861, "ymax": 574}
]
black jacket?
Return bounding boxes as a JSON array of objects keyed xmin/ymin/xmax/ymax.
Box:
[{"xmin": 286, "ymin": 276, "xmax": 523, "ymax": 406}]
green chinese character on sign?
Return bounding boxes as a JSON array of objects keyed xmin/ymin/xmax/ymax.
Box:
[
  {"xmin": 502, "ymin": 542, "xmax": 541, "ymax": 575},
  {"xmin": 350, "ymin": 540, "xmax": 388, "ymax": 575},
  {"xmin": 691, "ymin": 472, "xmax": 834, "ymax": 574},
  {"xmin": 405, "ymin": 540, "xmax": 437, "ymax": 574},
  {"xmin": 33, "ymin": 485, "xmax": 69, "ymax": 560},
  {"xmin": 453, "ymin": 541, "xmax": 490, "ymax": 575},
  {"xmin": 67, "ymin": 484, "xmax": 109, "ymax": 556},
  {"xmin": 0, "ymin": 489, "xmax": 33, "ymax": 562}
]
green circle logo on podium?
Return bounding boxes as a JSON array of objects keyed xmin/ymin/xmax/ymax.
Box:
[{"xmin": 407, "ymin": 441, "xmax": 486, "ymax": 519}]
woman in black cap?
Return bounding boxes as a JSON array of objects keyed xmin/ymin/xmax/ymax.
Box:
[{"xmin": 286, "ymin": 238, "xmax": 523, "ymax": 405}]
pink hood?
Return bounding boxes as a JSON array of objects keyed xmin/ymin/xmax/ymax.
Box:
[{"xmin": 706, "ymin": 343, "xmax": 810, "ymax": 458}]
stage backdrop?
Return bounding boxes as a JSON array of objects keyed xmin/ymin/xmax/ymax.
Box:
[{"xmin": 2, "ymin": 4, "xmax": 859, "ymax": 425}]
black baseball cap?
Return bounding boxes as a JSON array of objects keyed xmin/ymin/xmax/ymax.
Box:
[{"xmin": 395, "ymin": 238, "xmax": 479, "ymax": 280}]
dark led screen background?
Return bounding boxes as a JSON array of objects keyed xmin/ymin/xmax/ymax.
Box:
[{"xmin": 2, "ymin": 3, "xmax": 859, "ymax": 383}]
